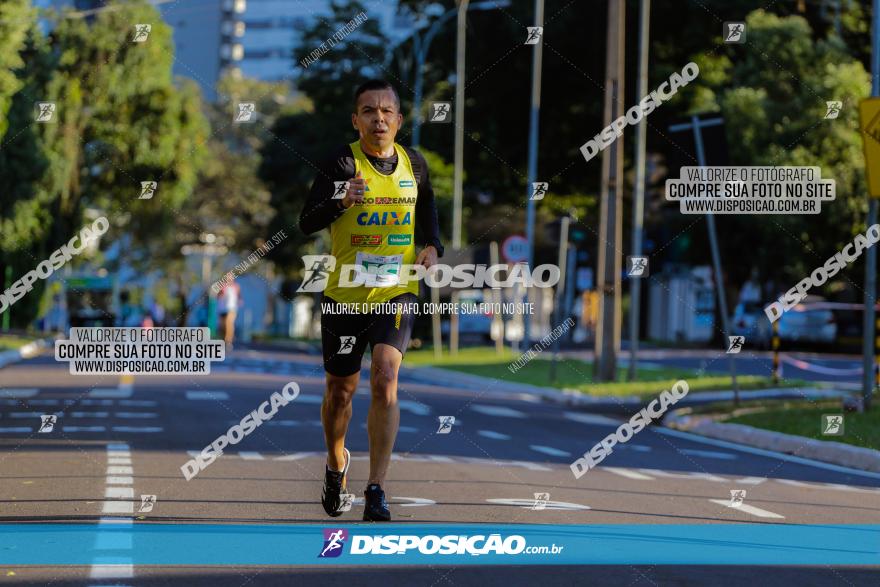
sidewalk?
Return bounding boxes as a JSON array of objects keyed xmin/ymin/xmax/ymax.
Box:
[
  {"xmin": 665, "ymin": 407, "xmax": 880, "ymax": 473},
  {"xmin": 0, "ymin": 338, "xmax": 51, "ymax": 370}
]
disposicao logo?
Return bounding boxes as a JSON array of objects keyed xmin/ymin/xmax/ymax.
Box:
[{"xmin": 319, "ymin": 529, "xmax": 348, "ymax": 558}]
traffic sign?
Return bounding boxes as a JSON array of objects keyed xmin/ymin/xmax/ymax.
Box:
[
  {"xmin": 501, "ymin": 235, "xmax": 529, "ymax": 263},
  {"xmin": 859, "ymin": 98, "xmax": 880, "ymax": 197},
  {"xmin": 501, "ymin": 234, "xmax": 529, "ymax": 263}
]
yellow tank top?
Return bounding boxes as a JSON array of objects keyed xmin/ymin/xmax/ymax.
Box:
[{"xmin": 323, "ymin": 141, "xmax": 420, "ymax": 304}]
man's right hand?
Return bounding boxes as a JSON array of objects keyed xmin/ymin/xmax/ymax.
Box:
[{"xmin": 341, "ymin": 170, "xmax": 365, "ymax": 209}]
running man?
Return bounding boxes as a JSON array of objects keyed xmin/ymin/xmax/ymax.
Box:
[{"xmin": 299, "ymin": 79, "xmax": 444, "ymax": 521}]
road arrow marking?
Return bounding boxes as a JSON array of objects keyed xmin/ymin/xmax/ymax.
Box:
[{"xmin": 709, "ymin": 499, "xmax": 785, "ymax": 519}]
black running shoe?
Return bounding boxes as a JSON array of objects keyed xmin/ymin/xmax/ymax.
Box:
[
  {"xmin": 321, "ymin": 447, "xmax": 350, "ymax": 517},
  {"xmin": 363, "ymin": 483, "xmax": 391, "ymax": 522}
]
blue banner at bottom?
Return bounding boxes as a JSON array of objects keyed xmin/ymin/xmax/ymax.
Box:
[{"xmin": 1, "ymin": 524, "xmax": 877, "ymax": 566}]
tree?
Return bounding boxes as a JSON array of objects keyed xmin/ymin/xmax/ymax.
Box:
[
  {"xmin": 38, "ymin": 0, "xmax": 209, "ymax": 252},
  {"xmin": 668, "ymin": 9, "xmax": 871, "ymax": 292}
]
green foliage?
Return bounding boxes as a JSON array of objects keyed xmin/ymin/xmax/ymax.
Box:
[
  {"xmin": 0, "ymin": 0, "xmax": 33, "ymax": 139},
  {"xmin": 682, "ymin": 10, "xmax": 871, "ymax": 287}
]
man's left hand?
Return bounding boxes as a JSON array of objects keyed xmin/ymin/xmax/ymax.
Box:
[{"xmin": 415, "ymin": 245, "xmax": 438, "ymax": 269}]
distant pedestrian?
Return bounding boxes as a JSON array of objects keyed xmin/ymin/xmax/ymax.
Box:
[{"xmin": 218, "ymin": 274, "xmax": 241, "ymax": 350}]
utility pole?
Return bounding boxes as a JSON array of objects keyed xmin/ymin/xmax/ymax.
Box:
[
  {"xmin": 628, "ymin": 0, "xmax": 651, "ymax": 381},
  {"xmin": 669, "ymin": 115, "xmax": 740, "ymax": 406},
  {"xmin": 594, "ymin": 0, "xmax": 625, "ymax": 382},
  {"xmin": 452, "ymin": 0, "xmax": 469, "ymax": 250},
  {"xmin": 523, "ymin": 0, "xmax": 545, "ymax": 347},
  {"xmin": 861, "ymin": 0, "xmax": 880, "ymax": 411}
]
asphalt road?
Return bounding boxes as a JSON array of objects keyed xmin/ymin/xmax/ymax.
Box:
[{"xmin": 0, "ymin": 346, "xmax": 878, "ymax": 585}]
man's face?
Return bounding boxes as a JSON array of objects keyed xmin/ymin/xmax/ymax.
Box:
[{"xmin": 352, "ymin": 89, "xmax": 402, "ymax": 152}]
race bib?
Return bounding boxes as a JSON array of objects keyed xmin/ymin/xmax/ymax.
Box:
[{"xmin": 354, "ymin": 252, "xmax": 403, "ymax": 287}]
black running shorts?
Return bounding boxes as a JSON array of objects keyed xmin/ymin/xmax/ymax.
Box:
[{"xmin": 320, "ymin": 293, "xmax": 418, "ymax": 376}]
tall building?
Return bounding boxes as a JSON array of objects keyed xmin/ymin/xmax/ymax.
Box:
[
  {"xmin": 161, "ymin": 0, "xmax": 411, "ymax": 101},
  {"xmin": 35, "ymin": 1, "xmax": 412, "ymax": 102}
]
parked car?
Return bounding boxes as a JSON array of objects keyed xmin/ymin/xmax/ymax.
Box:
[{"xmin": 731, "ymin": 296, "xmax": 836, "ymax": 349}]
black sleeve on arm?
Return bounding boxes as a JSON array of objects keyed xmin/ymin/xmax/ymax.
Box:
[
  {"xmin": 298, "ymin": 146, "xmax": 356, "ymax": 235},
  {"xmin": 407, "ymin": 147, "xmax": 445, "ymax": 258}
]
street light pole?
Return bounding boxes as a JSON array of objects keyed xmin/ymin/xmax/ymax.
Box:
[
  {"xmin": 628, "ymin": 0, "xmax": 651, "ymax": 381},
  {"xmin": 452, "ymin": 0, "xmax": 468, "ymax": 251},
  {"xmin": 861, "ymin": 0, "xmax": 880, "ymax": 411},
  {"xmin": 523, "ymin": 0, "xmax": 545, "ymax": 347},
  {"xmin": 669, "ymin": 115, "xmax": 740, "ymax": 406},
  {"xmin": 595, "ymin": 0, "xmax": 625, "ymax": 382},
  {"xmin": 410, "ymin": 1, "xmax": 509, "ymax": 148}
]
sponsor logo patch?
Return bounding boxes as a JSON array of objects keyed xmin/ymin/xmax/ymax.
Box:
[
  {"xmin": 387, "ymin": 234, "xmax": 412, "ymax": 245},
  {"xmin": 351, "ymin": 234, "xmax": 383, "ymax": 246}
]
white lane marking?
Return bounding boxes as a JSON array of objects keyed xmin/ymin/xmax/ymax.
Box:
[
  {"xmin": 274, "ymin": 452, "xmax": 319, "ymax": 461},
  {"xmin": 398, "ymin": 400, "xmax": 431, "ymax": 416},
  {"xmin": 603, "ymin": 467, "xmax": 655, "ymax": 480},
  {"xmin": 65, "ymin": 426, "xmax": 106, "ymax": 433},
  {"xmin": 8, "ymin": 412, "xmax": 46, "ymax": 418},
  {"xmin": 70, "ymin": 412, "xmax": 110, "ymax": 418},
  {"xmin": 654, "ymin": 426, "xmax": 880, "ymax": 481},
  {"xmin": 620, "ymin": 444, "xmax": 653, "ymax": 452},
  {"xmin": 186, "ymin": 391, "xmax": 230, "ymax": 400},
  {"xmin": 96, "ymin": 444, "xmax": 134, "ymax": 578},
  {"xmin": 115, "ymin": 412, "xmax": 158, "ymax": 419},
  {"xmin": 680, "ymin": 448, "xmax": 738, "ymax": 460},
  {"xmin": 709, "ymin": 499, "xmax": 785, "ymax": 519},
  {"xmin": 471, "ymin": 404, "xmax": 527, "ymax": 418},
  {"xmin": 239, "ymin": 452, "xmax": 264, "ymax": 460},
  {"xmin": 105, "ymin": 487, "xmax": 134, "ymax": 499},
  {"xmin": 89, "ymin": 561, "xmax": 133, "ymax": 579},
  {"xmin": 27, "ymin": 399, "xmax": 60, "ymax": 406},
  {"xmin": 486, "ymin": 498, "xmax": 591, "ymax": 511},
  {"xmin": 477, "ymin": 430, "xmax": 511, "ymax": 440},
  {"xmin": 296, "ymin": 395, "xmax": 324, "ymax": 404},
  {"xmin": 101, "ymin": 501, "xmax": 134, "ymax": 514},
  {"xmin": 735, "ymin": 476, "xmax": 767, "ymax": 485},
  {"xmin": 89, "ymin": 388, "xmax": 132, "ymax": 398},
  {"xmin": 0, "ymin": 427, "xmax": 31, "ymax": 432},
  {"xmin": 0, "ymin": 388, "xmax": 38, "ymax": 398},
  {"xmin": 564, "ymin": 412, "xmax": 620, "ymax": 425},
  {"xmin": 112, "ymin": 426, "xmax": 163, "ymax": 433},
  {"xmin": 639, "ymin": 469, "xmax": 725, "ymax": 482},
  {"xmin": 119, "ymin": 400, "xmax": 157, "ymax": 407},
  {"xmin": 107, "ymin": 466, "xmax": 133, "ymax": 475},
  {"xmin": 529, "ymin": 445, "xmax": 572, "ymax": 457},
  {"xmin": 81, "ymin": 399, "xmax": 114, "ymax": 406}
]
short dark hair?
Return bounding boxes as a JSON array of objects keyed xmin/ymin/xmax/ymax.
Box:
[{"xmin": 354, "ymin": 79, "xmax": 400, "ymax": 112}]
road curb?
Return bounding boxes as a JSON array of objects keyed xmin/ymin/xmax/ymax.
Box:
[
  {"xmin": 0, "ymin": 338, "xmax": 51, "ymax": 370},
  {"xmin": 664, "ymin": 408, "xmax": 880, "ymax": 473}
]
